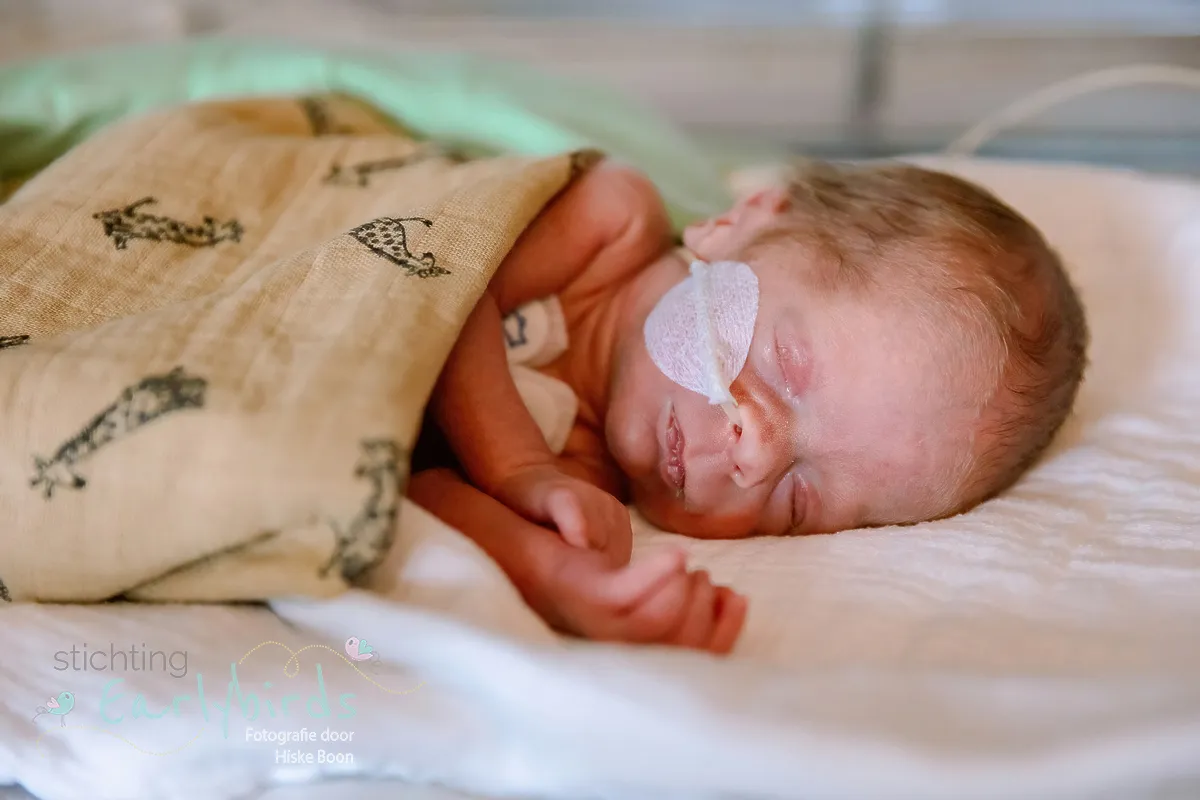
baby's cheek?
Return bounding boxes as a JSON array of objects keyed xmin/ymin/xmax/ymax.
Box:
[
  {"xmin": 628, "ymin": 485, "xmax": 677, "ymax": 531},
  {"xmin": 752, "ymin": 479, "xmax": 794, "ymax": 536},
  {"xmin": 696, "ymin": 509, "xmax": 763, "ymax": 539},
  {"xmin": 643, "ymin": 494, "xmax": 762, "ymax": 539}
]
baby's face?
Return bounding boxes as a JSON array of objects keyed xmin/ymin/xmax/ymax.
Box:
[{"xmin": 605, "ymin": 190, "xmax": 985, "ymax": 537}]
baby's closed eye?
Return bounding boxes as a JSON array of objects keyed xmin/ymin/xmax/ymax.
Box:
[
  {"xmin": 768, "ymin": 324, "xmax": 813, "ymax": 401},
  {"xmin": 786, "ymin": 471, "xmax": 810, "ymax": 533},
  {"xmin": 753, "ymin": 469, "xmax": 807, "ymax": 536}
]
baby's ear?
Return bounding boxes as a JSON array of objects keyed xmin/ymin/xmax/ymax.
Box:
[
  {"xmin": 685, "ymin": 187, "xmax": 791, "ymax": 258},
  {"xmin": 738, "ymin": 186, "xmax": 791, "ymax": 216},
  {"xmin": 718, "ymin": 187, "xmax": 791, "ymax": 239}
]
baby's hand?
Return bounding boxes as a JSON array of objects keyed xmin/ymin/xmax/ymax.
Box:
[{"xmin": 495, "ymin": 464, "xmax": 633, "ymax": 566}]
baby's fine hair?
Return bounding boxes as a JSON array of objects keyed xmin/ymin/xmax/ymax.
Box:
[{"xmin": 777, "ymin": 160, "xmax": 1089, "ymax": 515}]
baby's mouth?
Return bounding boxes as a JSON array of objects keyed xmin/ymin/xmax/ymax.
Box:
[{"xmin": 665, "ymin": 406, "xmax": 686, "ymax": 497}]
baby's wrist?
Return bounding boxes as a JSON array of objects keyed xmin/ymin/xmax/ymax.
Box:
[{"xmin": 475, "ymin": 450, "xmax": 561, "ymax": 498}]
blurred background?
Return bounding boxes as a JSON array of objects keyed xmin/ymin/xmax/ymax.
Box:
[{"xmin": 2, "ymin": 0, "xmax": 1199, "ymax": 174}]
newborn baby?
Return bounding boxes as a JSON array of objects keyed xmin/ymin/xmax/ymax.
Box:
[{"xmin": 408, "ymin": 158, "xmax": 1088, "ymax": 654}]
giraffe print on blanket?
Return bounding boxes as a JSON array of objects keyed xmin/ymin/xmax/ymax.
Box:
[
  {"xmin": 324, "ymin": 150, "xmax": 431, "ymax": 188},
  {"xmin": 321, "ymin": 439, "xmax": 406, "ymax": 582},
  {"xmin": 0, "ymin": 335, "xmax": 30, "ymax": 349},
  {"xmin": 323, "ymin": 144, "xmax": 468, "ymax": 188},
  {"xmin": 299, "ymin": 96, "xmax": 355, "ymax": 136},
  {"xmin": 93, "ymin": 197, "xmax": 243, "ymax": 251},
  {"xmin": 348, "ymin": 216, "xmax": 450, "ymax": 278},
  {"xmin": 569, "ymin": 148, "xmax": 605, "ymax": 180},
  {"xmin": 30, "ymin": 367, "xmax": 208, "ymax": 499}
]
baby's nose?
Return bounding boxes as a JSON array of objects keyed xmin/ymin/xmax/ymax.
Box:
[{"xmin": 729, "ymin": 413, "xmax": 792, "ymax": 489}]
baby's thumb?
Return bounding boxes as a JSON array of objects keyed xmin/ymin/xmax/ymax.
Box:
[
  {"xmin": 546, "ymin": 489, "xmax": 589, "ymax": 549},
  {"xmin": 502, "ymin": 478, "xmax": 560, "ymax": 526}
]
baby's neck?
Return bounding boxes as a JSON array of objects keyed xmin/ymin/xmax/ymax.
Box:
[{"xmin": 557, "ymin": 248, "xmax": 691, "ymax": 429}]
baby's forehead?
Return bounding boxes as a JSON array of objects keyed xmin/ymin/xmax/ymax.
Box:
[
  {"xmin": 746, "ymin": 219, "xmax": 1006, "ymax": 292},
  {"xmin": 745, "ymin": 231, "xmax": 1009, "ymax": 352}
]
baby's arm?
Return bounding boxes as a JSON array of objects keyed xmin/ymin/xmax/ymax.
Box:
[
  {"xmin": 408, "ymin": 468, "xmax": 746, "ymax": 654},
  {"xmin": 430, "ymin": 161, "xmax": 671, "ymax": 559},
  {"xmin": 431, "ymin": 284, "xmax": 630, "ymax": 558},
  {"xmin": 430, "ymin": 286, "xmax": 560, "ymax": 497}
]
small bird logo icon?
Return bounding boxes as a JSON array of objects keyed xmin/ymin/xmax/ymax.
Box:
[
  {"xmin": 33, "ymin": 692, "xmax": 75, "ymax": 727},
  {"xmin": 344, "ymin": 637, "xmax": 381, "ymax": 670}
]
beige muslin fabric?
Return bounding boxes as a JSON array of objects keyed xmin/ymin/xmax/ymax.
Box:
[{"xmin": 0, "ymin": 94, "xmax": 592, "ymax": 602}]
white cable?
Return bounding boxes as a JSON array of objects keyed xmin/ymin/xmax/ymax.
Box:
[
  {"xmin": 689, "ymin": 260, "xmax": 730, "ymax": 405},
  {"xmin": 946, "ymin": 64, "xmax": 1200, "ymax": 157}
]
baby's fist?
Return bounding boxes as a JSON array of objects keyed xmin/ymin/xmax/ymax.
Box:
[
  {"xmin": 495, "ymin": 465, "xmax": 633, "ymax": 566},
  {"xmin": 544, "ymin": 478, "xmax": 633, "ymax": 565}
]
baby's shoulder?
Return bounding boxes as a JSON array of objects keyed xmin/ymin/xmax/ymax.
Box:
[
  {"xmin": 489, "ymin": 160, "xmax": 669, "ymax": 315},
  {"xmin": 569, "ymin": 160, "xmax": 670, "ymax": 234}
]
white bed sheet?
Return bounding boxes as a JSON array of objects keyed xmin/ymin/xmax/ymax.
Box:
[{"xmin": 2, "ymin": 157, "xmax": 1200, "ymax": 800}]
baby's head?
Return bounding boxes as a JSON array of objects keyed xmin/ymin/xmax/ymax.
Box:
[{"xmin": 605, "ymin": 161, "xmax": 1088, "ymax": 537}]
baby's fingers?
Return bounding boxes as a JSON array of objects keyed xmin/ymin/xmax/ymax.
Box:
[
  {"xmin": 707, "ymin": 587, "xmax": 748, "ymax": 655},
  {"xmin": 594, "ymin": 547, "xmax": 687, "ymax": 610},
  {"xmin": 669, "ymin": 570, "xmax": 717, "ymax": 650},
  {"xmin": 617, "ymin": 568, "xmax": 698, "ymax": 644},
  {"xmin": 601, "ymin": 498, "xmax": 634, "ymax": 567}
]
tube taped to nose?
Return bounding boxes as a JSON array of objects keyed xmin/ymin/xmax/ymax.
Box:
[{"xmin": 643, "ymin": 260, "xmax": 759, "ymax": 412}]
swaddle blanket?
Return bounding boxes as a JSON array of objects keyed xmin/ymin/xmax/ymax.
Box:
[{"xmin": 0, "ymin": 94, "xmax": 592, "ymax": 603}]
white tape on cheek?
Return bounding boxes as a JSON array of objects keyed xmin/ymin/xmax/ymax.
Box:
[{"xmin": 643, "ymin": 260, "xmax": 760, "ymax": 405}]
